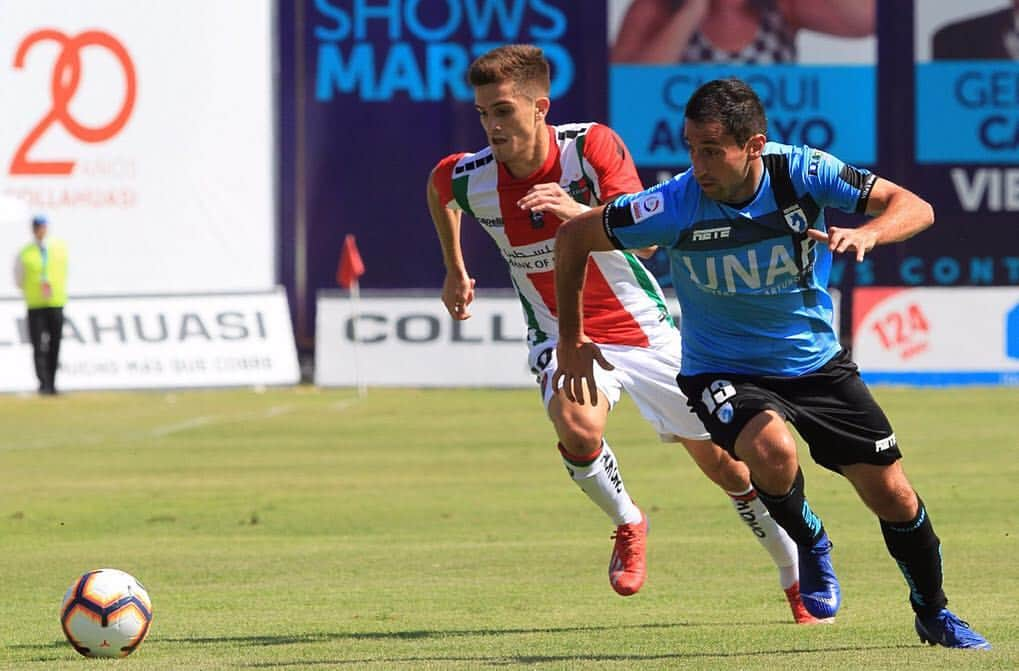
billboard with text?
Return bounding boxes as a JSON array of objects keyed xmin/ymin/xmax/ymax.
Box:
[{"xmin": 0, "ymin": 0, "xmax": 276, "ymax": 296}]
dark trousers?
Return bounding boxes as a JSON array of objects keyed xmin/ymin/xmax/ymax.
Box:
[{"xmin": 27, "ymin": 306, "xmax": 64, "ymax": 393}]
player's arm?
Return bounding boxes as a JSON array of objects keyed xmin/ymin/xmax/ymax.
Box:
[
  {"xmin": 426, "ymin": 166, "xmax": 475, "ymax": 319},
  {"xmin": 807, "ymin": 177, "xmax": 934, "ymax": 262},
  {"xmin": 553, "ymin": 206, "xmax": 617, "ymax": 405}
]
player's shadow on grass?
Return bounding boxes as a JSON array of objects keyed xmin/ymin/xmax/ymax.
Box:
[
  {"xmin": 186, "ymin": 622, "xmax": 910, "ymax": 664},
  {"xmin": 13, "ymin": 624, "xmax": 914, "ymax": 667}
]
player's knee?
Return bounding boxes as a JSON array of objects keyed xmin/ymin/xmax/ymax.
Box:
[
  {"xmin": 737, "ymin": 427, "xmax": 797, "ymax": 475},
  {"xmin": 554, "ymin": 416, "xmax": 604, "ymax": 456}
]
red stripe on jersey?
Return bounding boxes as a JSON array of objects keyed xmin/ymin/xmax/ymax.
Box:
[
  {"xmin": 529, "ymin": 262, "xmax": 650, "ymax": 348},
  {"xmin": 498, "ymin": 126, "xmax": 564, "ymax": 247}
]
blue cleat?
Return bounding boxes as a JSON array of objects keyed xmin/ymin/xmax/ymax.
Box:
[
  {"xmin": 798, "ymin": 532, "xmax": 841, "ymax": 619},
  {"xmin": 915, "ymin": 609, "xmax": 991, "ymax": 649}
]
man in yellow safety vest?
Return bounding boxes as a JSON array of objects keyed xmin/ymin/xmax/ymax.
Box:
[{"xmin": 14, "ymin": 214, "xmax": 68, "ymax": 395}]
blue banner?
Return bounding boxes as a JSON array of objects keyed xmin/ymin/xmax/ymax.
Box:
[
  {"xmin": 916, "ymin": 62, "xmax": 1019, "ymax": 163},
  {"xmin": 278, "ymin": 0, "xmax": 606, "ymax": 342},
  {"xmin": 610, "ymin": 65, "xmax": 876, "ymax": 167}
]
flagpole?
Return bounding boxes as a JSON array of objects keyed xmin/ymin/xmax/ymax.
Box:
[
  {"xmin": 337, "ymin": 234, "xmax": 367, "ymax": 398},
  {"xmin": 350, "ymin": 279, "xmax": 366, "ymax": 398}
]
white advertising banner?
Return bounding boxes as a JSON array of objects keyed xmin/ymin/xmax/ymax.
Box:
[
  {"xmin": 0, "ymin": 289, "xmax": 299, "ymax": 392},
  {"xmin": 315, "ymin": 292, "xmax": 534, "ymax": 388},
  {"xmin": 853, "ymin": 287, "xmax": 1019, "ymax": 386},
  {"xmin": 0, "ymin": 0, "xmax": 274, "ymax": 295},
  {"xmin": 315, "ymin": 291, "xmax": 839, "ymax": 388}
]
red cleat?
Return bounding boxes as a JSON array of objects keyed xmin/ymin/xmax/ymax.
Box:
[
  {"xmin": 785, "ymin": 581, "xmax": 830, "ymax": 624},
  {"xmin": 609, "ymin": 510, "xmax": 648, "ymax": 596}
]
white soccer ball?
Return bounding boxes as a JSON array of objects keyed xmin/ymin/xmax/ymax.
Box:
[{"xmin": 60, "ymin": 568, "xmax": 153, "ymax": 658}]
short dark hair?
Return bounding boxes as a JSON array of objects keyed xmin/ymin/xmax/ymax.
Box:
[
  {"xmin": 685, "ymin": 79, "xmax": 767, "ymax": 145},
  {"xmin": 468, "ymin": 44, "xmax": 550, "ymax": 99}
]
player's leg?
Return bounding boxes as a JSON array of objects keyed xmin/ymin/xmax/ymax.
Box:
[
  {"xmin": 731, "ymin": 410, "xmax": 840, "ymax": 620},
  {"xmin": 548, "ymin": 392, "xmax": 637, "ymax": 525},
  {"xmin": 677, "ymin": 436, "xmax": 814, "ymax": 623},
  {"xmin": 536, "ymin": 345, "xmax": 647, "ymax": 596},
  {"xmin": 677, "ymin": 372, "xmax": 841, "ymax": 619},
  {"xmin": 790, "ymin": 352, "xmax": 988, "ymax": 646},
  {"xmin": 611, "ymin": 343, "xmax": 813, "ymax": 621},
  {"xmin": 841, "ymin": 459, "xmax": 990, "ymax": 648}
]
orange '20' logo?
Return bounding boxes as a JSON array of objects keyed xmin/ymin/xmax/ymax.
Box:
[{"xmin": 10, "ymin": 29, "xmax": 136, "ymax": 176}]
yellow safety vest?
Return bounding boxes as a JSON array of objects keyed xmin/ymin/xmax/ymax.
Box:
[{"xmin": 18, "ymin": 238, "xmax": 68, "ymax": 308}]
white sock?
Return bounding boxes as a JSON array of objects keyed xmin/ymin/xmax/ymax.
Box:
[
  {"xmin": 728, "ymin": 486, "xmax": 799, "ymax": 590},
  {"xmin": 561, "ymin": 440, "xmax": 642, "ymax": 526}
]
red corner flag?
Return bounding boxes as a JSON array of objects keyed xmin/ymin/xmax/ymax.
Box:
[{"xmin": 337, "ymin": 234, "xmax": 365, "ymax": 288}]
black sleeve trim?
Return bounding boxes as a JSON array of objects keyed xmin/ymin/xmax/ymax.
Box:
[
  {"xmin": 602, "ymin": 202, "xmax": 631, "ymax": 250},
  {"xmin": 855, "ymin": 173, "xmax": 878, "ymax": 214}
]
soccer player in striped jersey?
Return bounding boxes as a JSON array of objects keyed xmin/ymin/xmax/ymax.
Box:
[
  {"xmin": 553, "ymin": 77, "xmax": 990, "ymax": 648},
  {"xmin": 427, "ymin": 45, "xmax": 816, "ymax": 622}
]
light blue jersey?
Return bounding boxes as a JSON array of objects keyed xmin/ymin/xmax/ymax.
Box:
[{"xmin": 605, "ymin": 142, "xmax": 876, "ymax": 376}]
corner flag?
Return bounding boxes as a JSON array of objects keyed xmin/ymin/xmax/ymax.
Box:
[{"xmin": 337, "ymin": 234, "xmax": 365, "ymax": 289}]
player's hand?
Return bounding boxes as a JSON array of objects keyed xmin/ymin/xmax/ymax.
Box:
[
  {"xmin": 517, "ymin": 183, "xmax": 586, "ymax": 221},
  {"xmin": 441, "ymin": 273, "xmax": 476, "ymax": 320},
  {"xmin": 553, "ymin": 336, "xmax": 614, "ymax": 406},
  {"xmin": 807, "ymin": 227, "xmax": 878, "ymax": 262}
]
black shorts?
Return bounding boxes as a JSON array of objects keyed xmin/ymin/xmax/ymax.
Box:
[{"xmin": 676, "ymin": 349, "xmax": 902, "ymax": 473}]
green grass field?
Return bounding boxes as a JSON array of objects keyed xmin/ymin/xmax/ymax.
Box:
[{"xmin": 1, "ymin": 386, "xmax": 1016, "ymax": 670}]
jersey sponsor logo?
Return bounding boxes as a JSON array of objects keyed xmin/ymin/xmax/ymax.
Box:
[
  {"xmin": 630, "ymin": 193, "xmax": 664, "ymax": 223},
  {"xmin": 875, "ymin": 433, "xmax": 898, "ymax": 453},
  {"xmin": 691, "ymin": 226, "xmax": 732, "ymax": 242},
  {"xmin": 783, "ymin": 204, "xmax": 808, "ymax": 233},
  {"xmin": 680, "ymin": 244, "xmax": 803, "ymax": 295},
  {"xmin": 503, "ymin": 241, "xmax": 554, "ymax": 273},
  {"xmin": 476, "ymin": 216, "xmax": 503, "ymax": 228}
]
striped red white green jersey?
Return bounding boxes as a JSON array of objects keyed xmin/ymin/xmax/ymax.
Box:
[{"xmin": 432, "ymin": 122, "xmax": 675, "ymax": 349}]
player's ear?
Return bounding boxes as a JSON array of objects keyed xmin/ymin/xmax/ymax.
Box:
[
  {"xmin": 535, "ymin": 97, "xmax": 550, "ymax": 120},
  {"xmin": 746, "ymin": 133, "xmax": 766, "ymax": 158}
]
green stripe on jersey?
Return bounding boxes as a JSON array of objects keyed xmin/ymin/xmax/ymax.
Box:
[
  {"xmin": 624, "ymin": 253, "xmax": 674, "ymax": 328},
  {"xmin": 512, "ymin": 278, "xmax": 548, "ymax": 345},
  {"xmin": 451, "ymin": 175, "xmax": 475, "ymax": 217}
]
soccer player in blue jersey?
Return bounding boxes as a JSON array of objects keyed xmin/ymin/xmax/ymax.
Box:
[{"xmin": 552, "ymin": 78, "xmax": 990, "ymax": 649}]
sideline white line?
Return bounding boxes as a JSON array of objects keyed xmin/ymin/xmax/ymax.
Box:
[
  {"xmin": 150, "ymin": 416, "xmax": 216, "ymax": 438},
  {"xmin": 331, "ymin": 397, "xmax": 363, "ymax": 412},
  {"xmin": 151, "ymin": 404, "xmax": 295, "ymax": 438}
]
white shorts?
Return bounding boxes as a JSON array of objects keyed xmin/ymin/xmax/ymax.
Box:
[{"xmin": 528, "ymin": 336, "xmax": 710, "ymax": 442}]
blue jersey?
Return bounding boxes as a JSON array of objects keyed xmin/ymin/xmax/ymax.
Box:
[{"xmin": 605, "ymin": 142, "xmax": 876, "ymax": 376}]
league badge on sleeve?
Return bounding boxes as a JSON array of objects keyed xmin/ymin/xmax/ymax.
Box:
[{"xmin": 629, "ymin": 193, "xmax": 664, "ymax": 224}]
